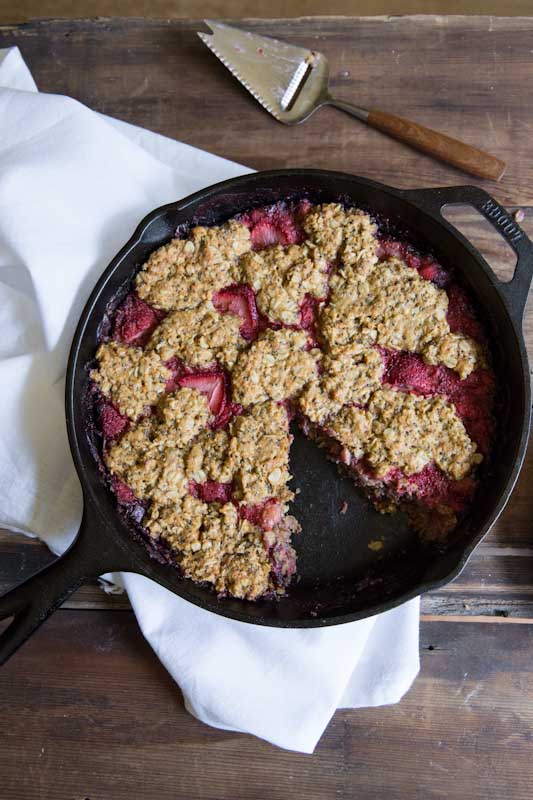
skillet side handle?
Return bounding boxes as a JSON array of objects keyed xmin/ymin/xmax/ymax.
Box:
[
  {"xmin": 0, "ymin": 502, "xmax": 137, "ymax": 666},
  {"xmin": 400, "ymin": 185, "xmax": 533, "ymax": 323}
]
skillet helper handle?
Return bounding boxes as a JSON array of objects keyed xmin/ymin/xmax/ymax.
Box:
[
  {"xmin": 0, "ymin": 504, "xmax": 134, "ymax": 666},
  {"xmin": 401, "ymin": 185, "xmax": 533, "ymax": 322},
  {"xmin": 328, "ymin": 98, "xmax": 506, "ymax": 181}
]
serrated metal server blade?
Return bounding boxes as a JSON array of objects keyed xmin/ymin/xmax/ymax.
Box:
[{"xmin": 198, "ymin": 21, "xmax": 313, "ymax": 120}]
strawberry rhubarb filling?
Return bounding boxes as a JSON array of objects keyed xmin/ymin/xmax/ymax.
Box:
[{"xmin": 90, "ymin": 199, "xmax": 495, "ymax": 600}]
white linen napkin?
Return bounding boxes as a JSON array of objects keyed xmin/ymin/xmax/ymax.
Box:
[{"xmin": 0, "ymin": 46, "xmax": 420, "ymax": 753}]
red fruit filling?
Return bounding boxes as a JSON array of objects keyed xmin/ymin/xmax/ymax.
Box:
[
  {"xmin": 188, "ymin": 480, "xmax": 234, "ymax": 504},
  {"xmin": 377, "ymin": 238, "xmax": 450, "ymax": 288},
  {"xmin": 240, "ymin": 498, "xmax": 283, "ymax": 531},
  {"xmin": 212, "ymin": 283, "xmax": 261, "ymax": 340},
  {"xmin": 110, "ymin": 475, "xmax": 138, "ymax": 505},
  {"xmin": 239, "ymin": 202, "xmax": 307, "ymax": 249},
  {"xmin": 350, "ymin": 457, "xmax": 475, "ymax": 514},
  {"xmin": 446, "ymin": 283, "xmax": 485, "ymax": 341},
  {"xmin": 381, "ymin": 349, "xmax": 445, "ymax": 396},
  {"xmin": 165, "ymin": 360, "xmax": 241, "ymax": 428},
  {"xmin": 381, "ymin": 349, "xmax": 495, "ymax": 456},
  {"xmin": 98, "ymin": 398, "xmax": 129, "ymax": 443},
  {"xmin": 297, "ymin": 293, "xmax": 322, "ymax": 348},
  {"xmin": 112, "ymin": 292, "xmax": 165, "ymax": 346},
  {"xmin": 388, "ymin": 464, "xmax": 476, "ymax": 513}
]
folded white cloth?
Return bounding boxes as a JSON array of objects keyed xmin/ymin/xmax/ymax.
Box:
[{"xmin": 0, "ymin": 46, "xmax": 420, "ymax": 753}]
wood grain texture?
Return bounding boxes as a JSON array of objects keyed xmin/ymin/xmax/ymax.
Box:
[
  {"xmin": 1, "ymin": 16, "xmax": 532, "ymax": 205},
  {"xmin": 2, "ymin": 610, "xmax": 533, "ymax": 799},
  {"xmin": 3, "ymin": 1, "xmax": 533, "ymax": 26}
]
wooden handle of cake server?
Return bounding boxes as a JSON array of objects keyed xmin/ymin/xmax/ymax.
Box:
[{"xmin": 366, "ymin": 109, "xmax": 506, "ymax": 181}]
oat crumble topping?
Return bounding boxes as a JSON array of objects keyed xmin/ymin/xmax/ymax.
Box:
[
  {"xmin": 240, "ymin": 243, "xmax": 328, "ymax": 325},
  {"xmin": 232, "ymin": 328, "xmax": 319, "ymax": 405},
  {"xmin": 105, "ymin": 387, "xmax": 212, "ymax": 501},
  {"xmin": 303, "ymin": 203, "xmax": 379, "ymax": 270},
  {"xmin": 328, "ymin": 387, "xmax": 482, "ymax": 480},
  {"xmin": 135, "ymin": 220, "xmax": 250, "ymax": 311},
  {"xmin": 321, "ymin": 256, "xmax": 484, "ymax": 378},
  {"xmin": 147, "ymin": 497, "xmax": 272, "ymax": 599},
  {"xmin": 147, "ymin": 303, "xmax": 244, "ymax": 368},
  {"xmin": 422, "ymin": 332, "xmax": 486, "ymax": 380},
  {"xmin": 185, "ymin": 428, "xmax": 233, "ymax": 484},
  {"xmin": 91, "ymin": 342, "xmax": 170, "ymax": 420},
  {"xmin": 226, "ymin": 401, "xmax": 293, "ymax": 505},
  {"xmin": 155, "ymin": 388, "xmax": 213, "ymax": 448},
  {"xmin": 298, "ymin": 343, "xmax": 383, "ymax": 424},
  {"xmin": 105, "ymin": 418, "xmax": 161, "ymax": 500}
]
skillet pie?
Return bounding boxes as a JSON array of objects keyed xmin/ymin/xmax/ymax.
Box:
[{"xmin": 90, "ymin": 200, "xmax": 495, "ymax": 601}]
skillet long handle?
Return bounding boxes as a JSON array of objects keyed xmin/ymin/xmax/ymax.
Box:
[
  {"xmin": 0, "ymin": 505, "xmax": 136, "ymax": 666},
  {"xmin": 327, "ymin": 98, "xmax": 506, "ymax": 181}
]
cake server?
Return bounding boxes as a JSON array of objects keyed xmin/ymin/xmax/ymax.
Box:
[{"xmin": 198, "ymin": 21, "xmax": 505, "ymax": 181}]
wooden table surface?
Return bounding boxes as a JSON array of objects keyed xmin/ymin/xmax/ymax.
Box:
[{"xmin": 1, "ymin": 15, "xmax": 532, "ymax": 799}]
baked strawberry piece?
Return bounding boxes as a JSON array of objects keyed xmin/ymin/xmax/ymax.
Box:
[
  {"xmin": 112, "ymin": 292, "xmax": 165, "ymax": 346},
  {"xmin": 110, "ymin": 475, "xmax": 138, "ymax": 505},
  {"xmin": 168, "ymin": 363, "xmax": 242, "ymax": 428},
  {"xmin": 97, "ymin": 396, "xmax": 129, "ymax": 444},
  {"xmin": 297, "ymin": 294, "xmax": 323, "ymax": 348},
  {"xmin": 446, "ymin": 283, "xmax": 485, "ymax": 341},
  {"xmin": 188, "ymin": 480, "xmax": 234, "ymax": 504},
  {"xmin": 239, "ymin": 200, "xmax": 308, "ymax": 249},
  {"xmin": 240, "ymin": 498, "xmax": 283, "ymax": 531},
  {"xmin": 212, "ymin": 283, "xmax": 262, "ymax": 340}
]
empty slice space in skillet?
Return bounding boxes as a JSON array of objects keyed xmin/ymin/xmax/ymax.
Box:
[{"xmin": 288, "ymin": 426, "xmax": 417, "ymax": 589}]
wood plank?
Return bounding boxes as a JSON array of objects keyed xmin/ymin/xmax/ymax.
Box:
[
  {"xmin": 347, "ymin": 618, "xmax": 533, "ymax": 800},
  {"xmin": 1, "ymin": 610, "xmax": 533, "ymax": 799},
  {"xmin": 4, "ymin": 2, "xmax": 533, "ymax": 27},
  {"xmin": 1, "ymin": 16, "xmax": 532, "ymax": 206}
]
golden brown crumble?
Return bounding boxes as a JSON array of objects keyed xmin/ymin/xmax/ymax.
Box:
[
  {"xmin": 227, "ymin": 401, "xmax": 293, "ymax": 505},
  {"xmin": 328, "ymin": 387, "xmax": 482, "ymax": 480},
  {"xmin": 155, "ymin": 389, "xmax": 212, "ymax": 448},
  {"xmin": 185, "ymin": 428, "xmax": 233, "ymax": 484},
  {"xmin": 105, "ymin": 418, "xmax": 161, "ymax": 500},
  {"xmin": 147, "ymin": 497, "xmax": 272, "ymax": 599},
  {"xmin": 240, "ymin": 243, "xmax": 328, "ymax": 325},
  {"xmin": 105, "ymin": 388, "xmax": 211, "ymax": 501},
  {"xmin": 321, "ymin": 256, "xmax": 484, "ymax": 378},
  {"xmin": 147, "ymin": 303, "xmax": 244, "ymax": 368},
  {"xmin": 303, "ymin": 203, "xmax": 379, "ymax": 270},
  {"xmin": 422, "ymin": 332, "xmax": 486, "ymax": 380},
  {"xmin": 298, "ymin": 343, "xmax": 383, "ymax": 424},
  {"xmin": 232, "ymin": 328, "xmax": 319, "ymax": 405},
  {"xmin": 91, "ymin": 342, "xmax": 170, "ymax": 420},
  {"xmin": 135, "ymin": 220, "xmax": 250, "ymax": 311}
]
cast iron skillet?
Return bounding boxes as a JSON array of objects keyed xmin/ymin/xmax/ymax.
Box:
[{"xmin": 1, "ymin": 169, "xmax": 532, "ymax": 665}]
